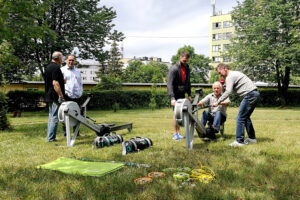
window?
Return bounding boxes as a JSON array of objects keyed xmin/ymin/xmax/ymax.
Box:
[
  {"xmin": 82, "ymin": 77, "xmax": 86, "ymax": 80},
  {"xmin": 212, "ymin": 33, "xmax": 222, "ymax": 40},
  {"xmin": 223, "ymin": 21, "xmax": 233, "ymax": 28},
  {"xmin": 223, "ymin": 32, "xmax": 232, "ymax": 40},
  {"xmin": 212, "ymin": 56, "xmax": 220, "ymax": 63},
  {"xmin": 212, "ymin": 45, "xmax": 221, "ymax": 52},
  {"xmin": 213, "ymin": 22, "xmax": 221, "ymax": 29}
]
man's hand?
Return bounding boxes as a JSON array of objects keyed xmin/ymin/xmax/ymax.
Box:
[
  {"xmin": 58, "ymin": 97, "xmax": 65, "ymax": 104},
  {"xmin": 188, "ymin": 96, "xmax": 192, "ymax": 102},
  {"xmin": 171, "ymin": 99, "xmax": 176, "ymax": 106},
  {"xmin": 198, "ymin": 101, "xmax": 203, "ymax": 107},
  {"xmin": 212, "ymin": 102, "xmax": 219, "ymax": 107}
]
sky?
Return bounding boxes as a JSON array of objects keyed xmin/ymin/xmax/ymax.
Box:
[{"xmin": 100, "ymin": 0, "xmax": 239, "ymax": 62}]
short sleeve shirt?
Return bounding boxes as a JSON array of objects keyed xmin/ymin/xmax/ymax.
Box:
[{"xmin": 45, "ymin": 62, "xmax": 65, "ymax": 103}]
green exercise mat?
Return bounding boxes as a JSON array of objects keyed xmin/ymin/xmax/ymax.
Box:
[{"xmin": 37, "ymin": 157, "xmax": 124, "ymax": 177}]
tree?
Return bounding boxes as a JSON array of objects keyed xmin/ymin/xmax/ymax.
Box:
[
  {"xmin": 147, "ymin": 61, "xmax": 169, "ymax": 79},
  {"xmin": 122, "ymin": 60, "xmax": 166, "ymax": 83},
  {"xmin": 209, "ymin": 71, "xmax": 222, "ymax": 83},
  {"xmin": 134, "ymin": 65, "xmax": 164, "ymax": 83},
  {"xmin": 95, "ymin": 75, "xmax": 122, "ymax": 90},
  {"xmin": 171, "ymin": 45, "xmax": 211, "ymax": 83},
  {"xmin": 0, "ymin": 41, "xmax": 24, "ymax": 85},
  {"xmin": 105, "ymin": 41, "xmax": 123, "ymax": 78},
  {"xmin": 0, "ymin": 0, "xmax": 45, "ymax": 84},
  {"xmin": 122, "ymin": 60, "xmax": 143, "ymax": 82},
  {"xmin": 1, "ymin": 0, "xmax": 123, "ymax": 80},
  {"xmin": 225, "ymin": 0, "xmax": 300, "ymax": 106}
]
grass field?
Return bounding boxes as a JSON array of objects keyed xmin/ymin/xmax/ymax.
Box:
[{"xmin": 0, "ymin": 107, "xmax": 299, "ymax": 200}]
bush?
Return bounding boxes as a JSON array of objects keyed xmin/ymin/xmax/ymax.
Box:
[
  {"xmin": 82, "ymin": 90, "xmax": 169, "ymax": 110},
  {"xmin": 6, "ymin": 90, "xmax": 45, "ymax": 111},
  {"xmin": 0, "ymin": 92, "xmax": 10, "ymax": 130},
  {"xmin": 5, "ymin": 89, "xmax": 300, "ymax": 112}
]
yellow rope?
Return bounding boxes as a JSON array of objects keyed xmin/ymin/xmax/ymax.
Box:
[{"xmin": 188, "ymin": 161, "xmax": 215, "ymax": 183}]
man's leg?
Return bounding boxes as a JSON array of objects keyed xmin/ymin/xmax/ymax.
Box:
[
  {"xmin": 236, "ymin": 91, "xmax": 260, "ymax": 143},
  {"xmin": 201, "ymin": 110, "xmax": 210, "ymax": 127},
  {"xmin": 245, "ymin": 91, "xmax": 260, "ymax": 139},
  {"xmin": 47, "ymin": 102, "xmax": 60, "ymax": 142},
  {"xmin": 212, "ymin": 111, "xmax": 225, "ymax": 132},
  {"xmin": 173, "ymin": 116, "xmax": 180, "ymax": 134}
]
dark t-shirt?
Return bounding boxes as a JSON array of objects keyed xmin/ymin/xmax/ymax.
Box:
[{"xmin": 45, "ymin": 62, "xmax": 65, "ymax": 103}]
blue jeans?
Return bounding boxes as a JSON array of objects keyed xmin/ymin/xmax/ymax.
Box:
[
  {"xmin": 236, "ymin": 90, "xmax": 260, "ymax": 143},
  {"xmin": 201, "ymin": 110, "xmax": 226, "ymax": 132},
  {"xmin": 47, "ymin": 102, "xmax": 60, "ymax": 142}
]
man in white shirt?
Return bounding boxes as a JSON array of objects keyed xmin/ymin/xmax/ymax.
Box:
[{"xmin": 61, "ymin": 54, "xmax": 83, "ymax": 136}]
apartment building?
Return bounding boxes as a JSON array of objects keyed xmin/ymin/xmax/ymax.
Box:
[
  {"xmin": 78, "ymin": 60, "xmax": 100, "ymax": 83},
  {"xmin": 209, "ymin": 11, "xmax": 235, "ymax": 68}
]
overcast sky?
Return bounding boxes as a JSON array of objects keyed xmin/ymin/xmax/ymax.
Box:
[{"xmin": 100, "ymin": 0, "xmax": 239, "ymax": 62}]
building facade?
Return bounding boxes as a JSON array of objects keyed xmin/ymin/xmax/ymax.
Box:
[
  {"xmin": 209, "ymin": 13, "xmax": 235, "ymax": 68},
  {"xmin": 78, "ymin": 61, "xmax": 101, "ymax": 83}
]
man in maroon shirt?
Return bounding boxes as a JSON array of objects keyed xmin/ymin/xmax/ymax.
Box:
[{"xmin": 167, "ymin": 52, "xmax": 192, "ymax": 141}]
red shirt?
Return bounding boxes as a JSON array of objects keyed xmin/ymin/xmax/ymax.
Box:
[{"xmin": 180, "ymin": 65, "xmax": 185, "ymax": 83}]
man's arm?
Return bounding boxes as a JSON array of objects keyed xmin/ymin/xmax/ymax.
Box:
[
  {"xmin": 198, "ymin": 94, "xmax": 210, "ymax": 106},
  {"xmin": 167, "ymin": 68, "xmax": 176, "ymax": 101},
  {"xmin": 53, "ymin": 80, "xmax": 63, "ymax": 98},
  {"xmin": 216, "ymin": 75, "xmax": 234, "ymax": 104}
]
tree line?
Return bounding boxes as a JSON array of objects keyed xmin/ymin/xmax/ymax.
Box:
[{"xmin": 0, "ymin": 0, "xmax": 299, "ymax": 130}]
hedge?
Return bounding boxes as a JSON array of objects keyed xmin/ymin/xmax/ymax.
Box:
[
  {"xmin": 0, "ymin": 92, "xmax": 10, "ymax": 130},
  {"xmin": 81, "ymin": 90, "xmax": 169, "ymax": 110},
  {"xmin": 6, "ymin": 90, "xmax": 45, "ymax": 111},
  {"xmin": 5, "ymin": 89, "xmax": 300, "ymax": 111}
]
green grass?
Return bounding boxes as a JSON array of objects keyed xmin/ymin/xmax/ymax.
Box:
[{"xmin": 0, "ymin": 107, "xmax": 300, "ymax": 200}]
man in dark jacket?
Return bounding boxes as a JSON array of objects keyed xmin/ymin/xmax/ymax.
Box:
[
  {"xmin": 45, "ymin": 51, "xmax": 65, "ymax": 142},
  {"xmin": 167, "ymin": 52, "xmax": 192, "ymax": 141}
]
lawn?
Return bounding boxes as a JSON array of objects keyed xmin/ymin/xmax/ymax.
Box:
[{"xmin": 0, "ymin": 107, "xmax": 299, "ymax": 199}]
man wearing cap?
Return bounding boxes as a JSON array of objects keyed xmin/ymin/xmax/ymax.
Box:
[{"xmin": 213, "ymin": 63, "xmax": 260, "ymax": 146}]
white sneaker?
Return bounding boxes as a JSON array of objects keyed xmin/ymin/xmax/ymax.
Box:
[
  {"xmin": 229, "ymin": 140, "xmax": 244, "ymax": 147},
  {"xmin": 177, "ymin": 132, "xmax": 185, "ymax": 139},
  {"xmin": 244, "ymin": 138, "xmax": 257, "ymax": 144},
  {"xmin": 172, "ymin": 133, "xmax": 182, "ymax": 141}
]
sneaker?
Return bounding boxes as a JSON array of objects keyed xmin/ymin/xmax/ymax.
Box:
[
  {"xmin": 244, "ymin": 138, "xmax": 257, "ymax": 144},
  {"xmin": 229, "ymin": 140, "xmax": 244, "ymax": 147},
  {"xmin": 177, "ymin": 132, "xmax": 185, "ymax": 139},
  {"xmin": 172, "ymin": 133, "xmax": 182, "ymax": 141}
]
